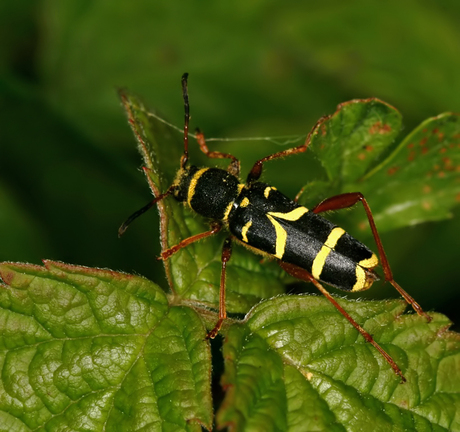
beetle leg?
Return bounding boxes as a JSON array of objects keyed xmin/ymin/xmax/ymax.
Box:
[
  {"xmin": 207, "ymin": 237, "xmax": 233, "ymax": 339},
  {"xmin": 195, "ymin": 129, "xmax": 240, "ymax": 177},
  {"xmin": 246, "ymin": 114, "xmax": 331, "ymax": 184},
  {"xmin": 158, "ymin": 221, "xmax": 223, "ymax": 260},
  {"xmin": 313, "ymin": 192, "xmax": 431, "ymax": 322},
  {"xmin": 280, "ymin": 261, "xmax": 406, "ymax": 383}
]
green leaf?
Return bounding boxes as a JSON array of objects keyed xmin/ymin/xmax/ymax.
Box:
[
  {"xmin": 354, "ymin": 113, "xmax": 460, "ymax": 231},
  {"xmin": 119, "ymin": 90, "xmax": 285, "ymax": 314},
  {"xmin": 117, "ymin": 92, "xmax": 460, "ymax": 430},
  {"xmin": 0, "ymin": 261, "xmax": 213, "ymax": 431},
  {"xmin": 217, "ymin": 296, "xmax": 460, "ymax": 432},
  {"xmin": 298, "ymin": 100, "xmax": 460, "ymax": 234},
  {"xmin": 311, "ymin": 98, "xmax": 402, "ymax": 184},
  {"xmin": 3, "ymin": 91, "xmax": 460, "ymax": 429}
]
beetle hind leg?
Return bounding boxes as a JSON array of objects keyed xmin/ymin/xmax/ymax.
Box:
[
  {"xmin": 312, "ymin": 192, "xmax": 431, "ymax": 322},
  {"xmin": 279, "ymin": 261, "xmax": 406, "ymax": 382}
]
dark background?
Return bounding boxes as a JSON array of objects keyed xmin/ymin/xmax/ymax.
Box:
[{"xmin": 1, "ymin": 1, "xmax": 459, "ymax": 327}]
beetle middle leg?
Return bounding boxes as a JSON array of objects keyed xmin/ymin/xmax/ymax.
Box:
[{"xmin": 207, "ymin": 237, "xmax": 233, "ymax": 339}]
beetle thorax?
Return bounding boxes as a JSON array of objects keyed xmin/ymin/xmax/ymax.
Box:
[{"xmin": 173, "ymin": 166, "xmax": 243, "ymax": 221}]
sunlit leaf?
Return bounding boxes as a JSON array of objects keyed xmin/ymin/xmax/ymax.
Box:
[
  {"xmin": 218, "ymin": 296, "xmax": 460, "ymax": 431},
  {"xmin": 0, "ymin": 261, "xmax": 213, "ymax": 431}
]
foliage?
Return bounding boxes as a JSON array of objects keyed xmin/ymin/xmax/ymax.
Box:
[{"xmin": 2, "ymin": 94, "xmax": 459, "ymax": 430}]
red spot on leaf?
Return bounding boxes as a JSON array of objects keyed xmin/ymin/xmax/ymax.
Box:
[
  {"xmin": 408, "ymin": 151, "xmax": 416, "ymax": 161},
  {"xmin": 432, "ymin": 128, "xmax": 439, "ymax": 134},
  {"xmin": 358, "ymin": 153, "xmax": 366, "ymax": 160},
  {"xmin": 439, "ymin": 147, "xmax": 447, "ymax": 154},
  {"xmin": 364, "ymin": 145, "xmax": 374, "ymax": 152},
  {"xmin": 422, "ymin": 128, "xmax": 428, "ymax": 133},
  {"xmin": 456, "ymin": 192, "xmax": 460, "ymax": 202},
  {"xmin": 438, "ymin": 171, "xmax": 446, "ymax": 178},
  {"xmin": 369, "ymin": 121, "xmax": 391, "ymax": 134},
  {"xmin": 407, "ymin": 143, "xmax": 415, "ymax": 149},
  {"xmin": 422, "ymin": 185, "xmax": 431, "ymax": 194},
  {"xmin": 422, "ymin": 201, "xmax": 432, "ymax": 210},
  {"xmin": 438, "ymin": 132, "xmax": 445, "ymax": 141},
  {"xmin": 320, "ymin": 123, "xmax": 327, "ymax": 136},
  {"xmin": 419, "ymin": 137, "xmax": 427, "ymax": 146},
  {"xmin": 421, "ymin": 147, "xmax": 429, "ymax": 155},
  {"xmin": 387, "ymin": 166, "xmax": 399, "ymax": 175},
  {"xmin": 0, "ymin": 269, "xmax": 13, "ymax": 285}
]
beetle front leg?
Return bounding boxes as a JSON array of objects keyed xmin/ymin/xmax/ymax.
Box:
[{"xmin": 158, "ymin": 221, "xmax": 222, "ymax": 260}]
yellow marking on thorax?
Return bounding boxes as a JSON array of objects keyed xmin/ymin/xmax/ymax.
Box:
[
  {"xmin": 241, "ymin": 220, "xmax": 252, "ymax": 243},
  {"xmin": 240, "ymin": 197, "xmax": 250, "ymax": 208},
  {"xmin": 237, "ymin": 183, "xmax": 245, "ymax": 194},
  {"xmin": 311, "ymin": 227, "xmax": 345, "ymax": 280},
  {"xmin": 266, "ymin": 215, "xmax": 287, "ymax": 259},
  {"xmin": 187, "ymin": 168, "xmax": 209, "ymax": 208},
  {"xmin": 267, "ymin": 206, "xmax": 309, "ymax": 221},
  {"xmin": 358, "ymin": 253, "xmax": 378, "ymax": 269},
  {"xmin": 263, "ymin": 186, "xmax": 276, "ymax": 199}
]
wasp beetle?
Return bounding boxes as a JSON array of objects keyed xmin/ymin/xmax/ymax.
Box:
[{"xmin": 120, "ymin": 73, "xmax": 432, "ymax": 382}]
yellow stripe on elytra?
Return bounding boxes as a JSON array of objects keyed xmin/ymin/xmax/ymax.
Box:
[
  {"xmin": 266, "ymin": 214, "xmax": 287, "ymax": 259},
  {"xmin": 267, "ymin": 206, "xmax": 309, "ymax": 222},
  {"xmin": 324, "ymin": 227, "xmax": 345, "ymax": 248},
  {"xmin": 240, "ymin": 197, "xmax": 250, "ymax": 208},
  {"xmin": 241, "ymin": 220, "xmax": 252, "ymax": 243},
  {"xmin": 352, "ymin": 253, "xmax": 378, "ymax": 291},
  {"xmin": 311, "ymin": 246, "xmax": 331, "ymax": 279},
  {"xmin": 311, "ymin": 227, "xmax": 346, "ymax": 280},
  {"xmin": 358, "ymin": 253, "xmax": 378, "ymax": 269},
  {"xmin": 352, "ymin": 266, "xmax": 367, "ymax": 292},
  {"xmin": 187, "ymin": 168, "xmax": 209, "ymax": 208}
]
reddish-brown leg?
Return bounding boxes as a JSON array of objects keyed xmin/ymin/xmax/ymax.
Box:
[
  {"xmin": 246, "ymin": 115, "xmax": 331, "ymax": 184},
  {"xmin": 207, "ymin": 237, "xmax": 232, "ymax": 339},
  {"xmin": 280, "ymin": 261, "xmax": 406, "ymax": 382},
  {"xmin": 158, "ymin": 221, "xmax": 222, "ymax": 260},
  {"xmin": 312, "ymin": 192, "xmax": 431, "ymax": 322},
  {"xmin": 195, "ymin": 129, "xmax": 240, "ymax": 177}
]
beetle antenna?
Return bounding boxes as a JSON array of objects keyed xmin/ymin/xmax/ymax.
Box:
[
  {"xmin": 118, "ymin": 185, "xmax": 174, "ymax": 237},
  {"xmin": 181, "ymin": 72, "xmax": 190, "ymax": 168}
]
